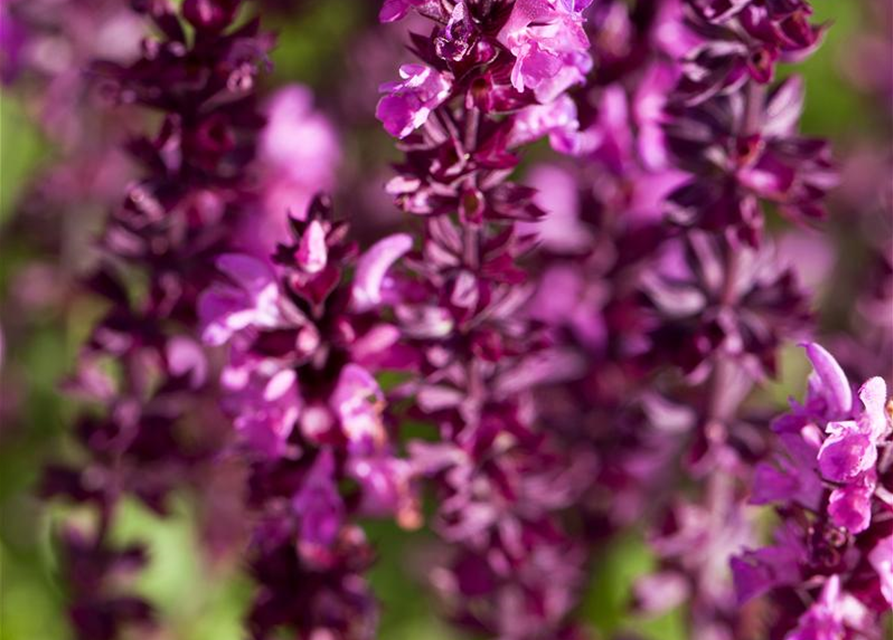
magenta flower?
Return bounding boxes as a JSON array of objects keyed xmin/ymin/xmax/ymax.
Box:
[
  {"xmin": 733, "ymin": 344, "xmax": 891, "ymax": 637},
  {"xmin": 242, "ymin": 85, "xmax": 340, "ymax": 256},
  {"xmin": 819, "ymin": 421, "xmax": 878, "ymax": 484},
  {"xmin": 376, "ymin": 64, "xmax": 451, "ymax": 138},
  {"xmin": 292, "ymin": 449, "xmax": 344, "ymax": 553},
  {"xmin": 497, "ymin": 0, "xmax": 593, "ymax": 102},
  {"xmin": 351, "ymin": 233, "xmax": 413, "ymax": 312},
  {"xmin": 38, "ymin": 3, "xmax": 276, "ymax": 638},
  {"xmin": 826, "ymin": 477, "xmax": 875, "ymax": 534},
  {"xmin": 509, "ymin": 95, "xmax": 579, "ymax": 150},
  {"xmin": 663, "ymin": 76, "xmax": 836, "ymax": 245},
  {"xmin": 816, "ymin": 377, "xmax": 888, "ymax": 532},
  {"xmin": 730, "ymin": 522, "xmax": 806, "ymax": 604},
  {"xmin": 331, "ymin": 364, "xmax": 386, "ymax": 451},
  {"xmin": 786, "ymin": 576, "xmax": 851, "ymax": 640},
  {"xmin": 198, "ymin": 196, "xmax": 420, "ymax": 638},
  {"xmin": 199, "ymin": 254, "xmax": 283, "ymax": 346},
  {"xmin": 32, "ymin": 0, "xmax": 874, "ymax": 639},
  {"xmin": 378, "ymin": 0, "xmax": 426, "ymax": 23},
  {"xmin": 869, "ymin": 536, "xmax": 893, "ymax": 607},
  {"xmin": 222, "ymin": 363, "xmax": 301, "ymax": 458},
  {"xmin": 802, "ymin": 342, "xmax": 855, "ymax": 418}
]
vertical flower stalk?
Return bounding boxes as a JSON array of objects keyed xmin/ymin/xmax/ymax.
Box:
[
  {"xmin": 376, "ymin": 1, "xmax": 598, "ymax": 638},
  {"xmin": 631, "ymin": 2, "xmax": 836, "ymax": 636},
  {"xmin": 0, "ymin": 1, "xmax": 144, "ymax": 359},
  {"xmin": 629, "ymin": 1, "xmax": 831, "ymax": 635},
  {"xmin": 732, "ymin": 344, "xmax": 892, "ymax": 639},
  {"xmin": 41, "ymin": 2, "xmax": 273, "ymax": 638},
  {"xmin": 199, "ymin": 195, "xmax": 420, "ymax": 639},
  {"xmin": 516, "ymin": 0, "xmax": 833, "ymax": 636}
]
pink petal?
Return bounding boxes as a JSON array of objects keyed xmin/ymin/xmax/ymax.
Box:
[
  {"xmin": 166, "ymin": 336, "xmax": 208, "ymax": 388},
  {"xmin": 296, "ymin": 219, "xmax": 328, "ymax": 274},
  {"xmin": 869, "ymin": 535, "xmax": 893, "ymax": 606},
  {"xmin": 352, "ymin": 233, "xmax": 413, "ymax": 312},
  {"xmin": 828, "ymin": 482, "xmax": 874, "ymax": 533},
  {"xmin": 802, "ymin": 342, "xmax": 853, "ymax": 416},
  {"xmin": 858, "ymin": 377, "xmax": 889, "ymax": 440},
  {"xmin": 818, "ymin": 422, "xmax": 877, "ymax": 483}
]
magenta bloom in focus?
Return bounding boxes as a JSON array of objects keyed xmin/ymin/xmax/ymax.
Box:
[
  {"xmin": 376, "ymin": 64, "xmax": 451, "ymax": 138},
  {"xmin": 497, "ymin": 0, "xmax": 594, "ymax": 102}
]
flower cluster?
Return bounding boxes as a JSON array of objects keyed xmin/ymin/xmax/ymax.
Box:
[
  {"xmin": 496, "ymin": 1, "xmax": 841, "ymax": 636},
  {"xmin": 374, "ymin": 1, "xmax": 601, "ymax": 637},
  {"xmin": 733, "ymin": 343, "xmax": 892, "ymax": 639},
  {"xmin": 200, "ymin": 195, "xmax": 420, "ymax": 639},
  {"xmin": 40, "ymin": 1, "xmax": 273, "ymax": 637},
  {"xmin": 15, "ymin": 1, "xmax": 891, "ymax": 639},
  {"xmin": 0, "ymin": 0, "xmax": 144, "ymax": 328}
]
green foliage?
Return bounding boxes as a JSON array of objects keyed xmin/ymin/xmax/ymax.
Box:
[
  {"xmin": 792, "ymin": 0, "xmax": 871, "ymax": 137},
  {"xmin": 0, "ymin": 540, "xmax": 69, "ymax": 640},
  {"xmin": 270, "ymin": 0, "xmax": 366, "ymax": 89},
  {"xmin": 365, "ymin": 519, "xmax": 465, "ymax": 640},
  {"xmin": 0, "ymin": 92, "xmax": 46, "ymax": 227},
  {"xmin": 112, "ymin": 499, "xmax": 254, "ymax": 640},
  {"xmin": 583, "ymin": 534, "xmax": 686, "ymax": 640}
]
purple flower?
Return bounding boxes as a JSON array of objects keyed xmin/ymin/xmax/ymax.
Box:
[
  {"xmin": 248, "ymin": 85, "xmax": 340, "ymax": 256},
  {"xmin": 183, "ymin": 0, "xmax": 240, "ymax": 31},
  {"xmin": 27, "ymin": 0, "xmax": 863, "ymax": 638},
  {"xmin": 198, "ymin": 196, "xmax": 421, "ymax": 638},
  {"xmin": 818, "ymin": 422, "xmax": 877, "ymax": 484},
  {"xmin": 750, "ymin": 430, "xmax": 822, "ymax": 508},
  {"xmin": 785, "ymin": 576, "xmax": 853, "ymax": 640},
  {"xmin": 331, "ymin": 364, "xmax": 386, "ymax": 451},
  {"xmin": 730, "ymin": 523, "xmax": 805, "ymax": 604},
  {"xmin": 868, "ymin": 536, "xmax": 893, "ymax": 607},
  {"xmin": 222, "ymin": 364, "xmax": 301, "ymax": 458},
  {"xmin": 165, "ymin": 336, "xmax": 208, "ymax": 389},
  {"xmin": 663, "ymin": 77, "xmax": 836, "ymax": 245},
  {"xmin": 509, "ymin": 95, "xmax": 579, "ymax": 150},
  {"xmin": 376, "ymin": 64, "xmax": 451, "ymax": 138},
  {"xmin": 41, "ymin": 3, "xmax": 276, "ymax": 638},
  {"xmin": 675, "ymin": 0, "xmax": 824, "ymax": 102},
  {"xmin": 351, "ymin": 233, "xmax": 413, "ymax": 312},
  {"xmin": 633, "ymin": 572, "xmax": 690, "ymax": 615},
  {"xmin": 826, "ymin": 477, "xmax": 875, "ymax": 534},
  {"xmin": 293, "ymin": 449, "xmax": 344, "ymax": 553},
  {"xmin": 435, "ymin": 1, "xmax": 477, "ymax": 62},
  {"xmin": 642, "ymin": 231, "xmax": 810, "ymax": 377},
  {"xmin": 199, "ymin": 254, "xmax": 283, "ymax": 346},
  {"xmin": 378, "ymin": 0, "xmax": 426, "ymax": 23},
  {"xmin": 733, "ymin": 344, "xmax": 891, "ymax": 636},
  {"xmin": 346, "ymin": 455, "xmax": 418, "ymax": 526},
  {"xmin": 802, "ymin": 342, "xmax": 854, "ymax": 418},
  {"xmin": 497, "ymin": 0, "xmax": 594, "ymax": 102},
  {"xmin": 815, "ymin": 377, "xmax": 889, "ymax": 531},
  {"xmin": 261, "ymin": 86, "xmax": 340, "ymax": 186}
]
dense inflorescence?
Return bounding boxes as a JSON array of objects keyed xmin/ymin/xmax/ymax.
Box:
[
  {"xmin": 15, "ymin": 1, "xmax": 891, "ymax": 640},
  {"xmin": 524, "ymin": 2, "xmax": 836, "ymax": 636},
  {"xmin": 375, "ymin": 1, "xmax": 605, "ymax": 637},
  {"xmin": 732, "ymin": 344, "xmax": 892, "ymax": 639},
  {"xmin": 199, "ymin": 194, "xmax": 420, "ymax": 639},
  {"xmin": 39, "ymin": 1, "xmax": 273, "ymax": 637}
]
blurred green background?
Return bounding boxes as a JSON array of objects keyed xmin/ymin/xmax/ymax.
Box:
[{"xmin": 0, "ymin": 2, "xmax": 884, "ymax": 639}]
